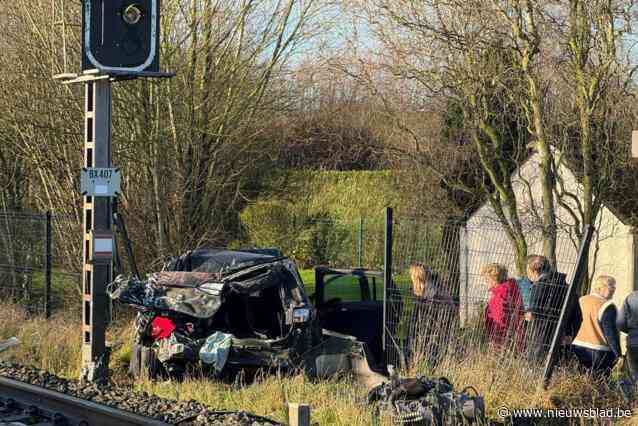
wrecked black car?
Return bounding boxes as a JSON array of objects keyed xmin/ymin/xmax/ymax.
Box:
[{"xmin": 108, "ymin": 248, "xmax": 386, "ymax": 384}]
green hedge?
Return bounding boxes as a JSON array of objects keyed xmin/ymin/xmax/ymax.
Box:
[
  {"xmin": 237, "ymin": 171, "xmax": 402, "ymax": 267},
  {"xmin": 239, "ymin": 200, "xmax": 380, "ymax": 268},
  {"xmin": 268, "ymin": 170, "xmax": 404, "ymax": 219},
  {"xmin": 238, "ymin": 170, "xmax": 459, "ymax": 268}
]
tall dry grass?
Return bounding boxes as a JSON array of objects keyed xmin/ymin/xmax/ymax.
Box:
[
  {"xmin": 0, "ymin": 302, "xmax": 82, "ymax": 377},
  {"xmin": 409, "ymin": 348, "xmax": 636, "ymax": 424},
  {"xmin": 135, "ymin": 373, "xmax": 390, "ymax": 425},
  {"xmin": 1, "ymin": 302, "xmax": 636, "ymax": 425}
]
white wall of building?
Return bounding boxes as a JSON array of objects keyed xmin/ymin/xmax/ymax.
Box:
[{"xmin": 459, "ymin": 152, "xmax": 633, "ymax": 324}]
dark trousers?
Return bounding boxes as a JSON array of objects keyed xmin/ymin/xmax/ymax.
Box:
[
  {"xmin": 525, "ymin": 319, "xmax": 555, "ymax": 362},
  {"xmin": 570, "ymin": 345, "xmax": 617, "ymax": 379}
]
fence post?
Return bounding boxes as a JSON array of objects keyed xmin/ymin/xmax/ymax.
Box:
[
  {"xmin": 357, "ymin": 216, "xmax": 363, "ymax": 268},
  {"xmin": 459, "ymin": 224, "xmax": 468, "ymax": 326},
  {"xmin": 288, "ymin": 403, "xmax": 310, "ymax": 426},
  {"xmin": 44, "ymin": 211, "xmax": 52, "ymax": 318},
  {"xmin": 541, "ymin": 225, "xmax": 594, "ymax": 388},
  {"xmin": 288, "ymin": 402, "xmax": 310, "ymax": 426},
  {"xmin": 382, "ymin": 207, "xmax": 393, "ymax": 359}
]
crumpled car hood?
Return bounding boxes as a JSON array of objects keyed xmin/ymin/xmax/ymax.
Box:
[{"xmin": 108, "ymin": 261, "xmax": 296, "ymax": 319}]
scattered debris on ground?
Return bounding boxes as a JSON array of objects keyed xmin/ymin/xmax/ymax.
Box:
[{"xmin": 367, "ymin": 366, "xmax": 486, "ymax": 425}]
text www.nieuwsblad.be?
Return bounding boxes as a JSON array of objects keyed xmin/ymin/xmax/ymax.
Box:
[{"xmin": 497, "ymin": 405, "xmax": 635, "ymax": 419}]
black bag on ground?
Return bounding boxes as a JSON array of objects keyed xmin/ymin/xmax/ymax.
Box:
[{"xmin": 367, "ymin": 375, "xmax": 485, "ymax": 425}]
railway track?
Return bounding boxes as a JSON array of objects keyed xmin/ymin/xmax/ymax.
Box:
[
  {"xmin": 0, "ymin": 376, "xmax": 171, "ymax": 426},
  {"xmin": 0, "ymin": 362, "xmax": 280, "ymax": 425}
]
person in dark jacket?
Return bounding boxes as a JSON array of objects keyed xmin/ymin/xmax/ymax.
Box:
[
  {"xmin": 525, "ymin": 255, "xmax": 573, "ymax": 360},
  {"xmin": 481, "ymin": 263, "xmax": 525, "ymax": 350},
  {"xmin": 571, "ymin": 275, "xmax": 620, "ymax": 378},
  {"xmin": 407, "ymin": 263, "xmax": 455, "ymax": 369},
  {"xmin": 617, "ymin": 290, "xmax": 638, "ymax": 381}
]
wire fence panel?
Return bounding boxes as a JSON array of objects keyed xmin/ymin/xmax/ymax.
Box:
[
  {"xmin": 0, "ymin": 209, "xmax": 81, "ymax": 315},
  {"xmin": 0, "ymin": 211, "xmax": 47, "ymax": 304},
  {"xmin": 50, "ymin": 212, "xmax": 83, "ymax": 275},
  {"xmin": 49, "ymin": 211, "xmax": 83, "ymax": 315},
  {"xmin": 385, "ymin": 215, "xmax": 584, "ymax": 389}
]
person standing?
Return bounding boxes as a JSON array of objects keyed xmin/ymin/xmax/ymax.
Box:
[
  {"xmin": 481, "ymin": 263, "xmax": 525, "ymax": 350},
  {"xmin": 571, "ymin": 275, "xmax": 620, "ymax": 378},
  {"xmin": 617, "ymin": 290, "xmax": 638, "ymax": 381},
  {"xmin": 516, "ymin": 256, "xmax": 536, "ymax": 311},
  {"xmin": 525, "ymin": 255, "xmax": 572, "ymax": 360},
  {"xmin": 408, "ymin": 263, "xmax": 455, "ymax": 369}
]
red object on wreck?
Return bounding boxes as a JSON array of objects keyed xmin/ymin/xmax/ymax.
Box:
[{"xmin": 150, "ymin": 316, "xmax": 176, "ymax": 340}]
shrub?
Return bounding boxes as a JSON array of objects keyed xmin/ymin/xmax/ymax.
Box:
[
  {"xmin": 239, "ymin": 170, "xmax": 461, "ymax": 269},
  {"xmin": 240, "ymin": 200, "xmax": 324, "ymax": 267}
]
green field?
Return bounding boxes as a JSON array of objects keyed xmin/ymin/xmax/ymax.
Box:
[{"xmin": 298, "ymin": 269, "xmax": 383, "ymax": 302}]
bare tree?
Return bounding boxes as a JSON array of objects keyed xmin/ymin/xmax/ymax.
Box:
[
  {"xmin": 553, "ymin": 0, "xmax": 636, "ymax": 237},
  {"xmin": 349, "ymin": 0, "xmax": 533, "ymax": 272},
  {"xmin": 348, "ymin": 0, "xmax": 638, "ymax": 273}
]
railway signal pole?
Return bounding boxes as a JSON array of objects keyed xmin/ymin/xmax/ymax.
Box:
[
  {"xmin": 80, "ymin": 79, "xmax": 114, "ymax": 383},
  {"xmin": 53, "ymin": 0, "xmax": 172, "ymax": 383}
]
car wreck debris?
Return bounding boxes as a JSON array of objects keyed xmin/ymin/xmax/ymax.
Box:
[
  {"xmin": 199, "ymin": 332, "xmax": 233, "ymax": 375},
  {"xmin": 108, "ymin": 249, "xmax": 385, "ymax": 382},
  {"xmin": 367, "ymin": 367, "xmax": 485, "ymax": 425}
]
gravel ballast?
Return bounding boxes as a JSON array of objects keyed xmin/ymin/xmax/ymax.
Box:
[{"xmin": 0, "ymin": 362, "xmax": 280, "ymax": 426}]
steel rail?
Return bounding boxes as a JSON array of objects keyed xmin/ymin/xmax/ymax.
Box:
[{"xmin": 0, "ymin": 376, "xmax": 171, "ymax": 426}]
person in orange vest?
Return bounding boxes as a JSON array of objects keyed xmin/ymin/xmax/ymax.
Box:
[{"xmin": 570, "ymin": 275, "xmax": 621, "ymax": 379}]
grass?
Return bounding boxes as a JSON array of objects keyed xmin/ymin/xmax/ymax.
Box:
[
  {"xmin": 0, "ymin": 302, "xmax": 386, "ymax": 425},
  {"xmin": 299, "ymin": 269, "xmax": 316, "ymax": 293},
  {"xmin": 1, "ymin": 302, "xmax": 637, "ymax": 425},
  {"xmin": 299, "ymin": 269, "xmax": 383, "ymax": 302},
  {"xmin": 134, "ymin": 374, "xmax": 386, "ymax": 425},
  {"xmin": 0, "ymin": 302, "xmax": 82, "ymax": 377}
]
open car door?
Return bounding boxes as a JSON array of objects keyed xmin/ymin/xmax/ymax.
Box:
[{"xmin": 313, "ymin": 267, "xmax": 388, "ymax": 366}]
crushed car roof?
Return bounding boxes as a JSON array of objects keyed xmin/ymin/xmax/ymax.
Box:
[
  {"xmin": 165, "ymin": 248, "xmax": 284, "ymax": 274},
  {"xmin": 108, "ymin": 248, "xmax": 299, "ymax": 319}
]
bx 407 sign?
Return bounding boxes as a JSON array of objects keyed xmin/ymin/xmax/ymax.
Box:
[{"xmin": 80, "ymin": 167, "xmax": 121, "ymax": 197}]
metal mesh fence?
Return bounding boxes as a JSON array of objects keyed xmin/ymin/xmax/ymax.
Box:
[
  {"xmin": 49, "ymin": 212, "xmax": 82, "ymax": 314},
  {"xmin": 0, "ymin": 201, "xmax": 603, "ymax": 389},
  {"xmin": 385, "ymin": 214, "xmax": 586, "ymax": 387},
  {"xmin": 0, "ymin": 210, "xmax": 81, "ymax": 315},
  {"xmin": 236, "ymin": 206, "xmax": 592, "ymax": 387},
  {"xmin": 0, "ymin": 211, "xmax": 46, "ymax": 303}
]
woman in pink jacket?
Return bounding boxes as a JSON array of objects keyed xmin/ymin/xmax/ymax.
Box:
[{"xmin": 481, "ymin": 263, "xmax": 525, "ymax": 350}]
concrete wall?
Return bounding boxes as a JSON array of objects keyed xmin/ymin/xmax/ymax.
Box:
[{"xmin": 590, "ymin": 225, "xmax": 634, "ymax": 306}]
